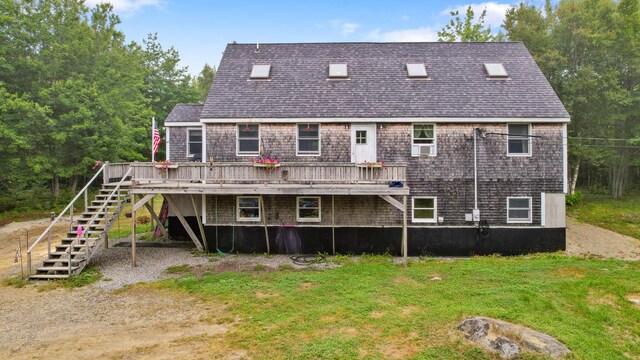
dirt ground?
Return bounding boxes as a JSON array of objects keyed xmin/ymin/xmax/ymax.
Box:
[
  {"xmin": 1, "ymin": 216, "xmax": 639, "ymax": 359},
  {"xmin": 566, "ymin": 217, "xmax": 640, "ymax": 260}
]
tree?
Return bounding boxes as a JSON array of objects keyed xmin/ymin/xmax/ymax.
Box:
[
  {"xmin": 438, "ymin": 6, "xmax": 496, "ymax": 42},
  {"xmin": 504, "ymin": 0, "xmax": 640, "ymax": 198},
  {"xmin": 192, "ymin": 63, "xmax": 216, "ymax": 102}
]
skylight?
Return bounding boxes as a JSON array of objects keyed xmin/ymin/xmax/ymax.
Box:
[
  {"xmin": 484, "ymin": 63, "xmax": 508, "ymax": 78},
  {"xmin": 250, "ymin": 64, "xmax": 271, "ymax": 79},
  {"xmin": 329, "ymin": 63, "xmax": 348, "ymax": 78},
  {"xmin": 406, "ymin": 63, "xmax": 428, "ymax": 78}
]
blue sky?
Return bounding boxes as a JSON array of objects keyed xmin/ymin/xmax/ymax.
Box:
[{"xmin": 85, "ymin": 0, "xmax": 534, "ymax": 75}]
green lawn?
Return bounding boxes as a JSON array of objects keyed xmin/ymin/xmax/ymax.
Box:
[
  {"xmin": 156, "ymin": 255, "xmax": 640, "ymax": 359},
  {"xmin": 568, "ymin": 192, "xmax": 640, "ymax": 240}
]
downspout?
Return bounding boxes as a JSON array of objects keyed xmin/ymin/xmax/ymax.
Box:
[{"xmin": 474, "ymin": 128, "xmax": 478, "ymax": 211}]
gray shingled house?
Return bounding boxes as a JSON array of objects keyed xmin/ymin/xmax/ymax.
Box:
[{"xmin": 158, "ymin": 42, "xmax": 569, "ymax": 256}]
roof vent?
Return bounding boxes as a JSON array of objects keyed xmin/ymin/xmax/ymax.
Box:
[
  {"xmin": 406, "ymin": 63, "xmax": 428, "ymax": 78},
  {"xmin": 329, "ymin": 63, "xmax": 348, "ymax": 78},
  {"xmin": 250, "ymin": 64, "xmax": 271, "ymax": 79},
  {"xmin": 484, "ymin": 63, "xmax": 508, "ymax": 78}
]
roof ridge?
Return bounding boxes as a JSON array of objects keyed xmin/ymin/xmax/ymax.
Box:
[{"xmin": 228, "ymin": 41, "xmax": 524, "ymax": 46}]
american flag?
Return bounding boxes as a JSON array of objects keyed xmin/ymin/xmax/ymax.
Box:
[{"xmin": 152, "ymin": 118, "xmax": 161, "ymax": 156}]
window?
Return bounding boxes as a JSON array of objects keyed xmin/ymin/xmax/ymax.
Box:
[
  {"xmin": 329, "ymin": 63, "xmax": 348, "ymax": 78},
  {"xmin": 412, "ymin": 197, "xmax": 437, "ymax": 223},
  {"xmin": 297, "ymin": 196, "xmax": 321, "ymax": 222},
  {"xmin": 355, "ymin": 130, "xmax": 367, "ymax": 144},
  {"xmin": 237, "ymin": 124, "xmax": 260, "ymax": 155},
  {"xmin": 406, "ymin": 63, "xmax": 428, "ymax": 78},
  {"xmin": 484, "ymin": 63, "xmax": 508, "ymax": 78},
  {"xmin": 411, "ymin": 124, "xmax": 436, "ymax": 156},
  {"xmin": 508, "ymin": 124, "xmax": 531, "ymax": 156},
  {"xmin": 507, "ymin": 197, "xmax": 532, "ymax": 223},
  {"xmin": 297, "ymin": 124, "xmax": 320, "ymax": 155},
  {"xmin": 250, "ymin": 64, "xmax": 271, "ymax": 79},
  {"xmin": 187, "ymin": 129, "xmax": 202, "ymax": 158},
  {"xmin": 237, "ymin": 196, "xmax": 260, "ymax": 221}
]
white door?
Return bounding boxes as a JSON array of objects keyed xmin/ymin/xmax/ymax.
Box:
[{"xmin": 351, "ymin": 124, "xmax": 377, "ymax": 163}]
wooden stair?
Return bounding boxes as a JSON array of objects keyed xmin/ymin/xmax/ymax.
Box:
[{"xmin": 31, "ymin": 184, "xmax": 129, "ymax": 280}]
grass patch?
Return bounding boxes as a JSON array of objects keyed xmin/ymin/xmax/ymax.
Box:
[
  {"xmin": 567, "ymin": 191, "xmax": 640, "ymax": 239},
  {"xmin": 2, "ymin": 275, "xmax": 29, "ymax": 288},
  {"xmin": 37, "ymin": 265, "xmax": 103, "ymax": 291},
  {"xmin": 106, "ymin": 194, "xmax": 163, "ymax": 239},
  {"xmin": 157, "ymin": 255, "xmax": 640, "ymax": 359},
  {"xmin": 253, "ymin": 264, "xmax": 268, "ymax": 271},
  {"xmin": 164, "ymin": 264, "xmax": 191, "ymax": 274}
]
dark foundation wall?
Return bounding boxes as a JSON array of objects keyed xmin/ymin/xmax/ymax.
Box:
[{"xmin": 168, "ymin": 216, "xmax": 565, "ymax": 256}]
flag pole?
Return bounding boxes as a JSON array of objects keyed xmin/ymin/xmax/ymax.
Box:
[{"xmin": 151, "ymin": 117, "xmax": 155, "ymax": 163}]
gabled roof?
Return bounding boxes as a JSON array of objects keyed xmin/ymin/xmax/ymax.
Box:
[
  {"xmin": 201, "ymin": 42, "xmax": 569, "ymax": 120},
  {"xmin": 165, "ymin": 104, "xmax": 203, "ymax": 123}
]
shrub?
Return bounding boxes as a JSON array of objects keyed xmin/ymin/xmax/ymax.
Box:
[{"xmin": 566, "ymin": 191, "xmax": 584, "ymax": 206}]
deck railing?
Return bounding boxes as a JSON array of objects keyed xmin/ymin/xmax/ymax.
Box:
[{"xmin": 128, "ymin": 162, "xmax": 406, "ymax": 184}]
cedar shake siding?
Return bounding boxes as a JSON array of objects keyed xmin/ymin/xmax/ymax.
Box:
[{"xmin": 153, "ymin": 42, "xmax": 570, "ymax": 255}]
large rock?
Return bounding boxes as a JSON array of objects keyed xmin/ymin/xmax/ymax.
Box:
[{"xmin": 459, "ymin": 317, "xmax": 571, "ymax": 359}]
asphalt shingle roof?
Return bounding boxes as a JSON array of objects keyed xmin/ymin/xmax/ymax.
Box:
[
  {"xmin": 202, "ymin": 42, "xmax": 569, "ymax": 120},
  {"xmin": 165, "ymin": 104, "xmax": 203, "ymax": 123}
]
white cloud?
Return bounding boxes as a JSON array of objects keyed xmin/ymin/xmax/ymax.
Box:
[
  {"xmin": 368, "ymin": 27, "xmax": 439, "ymax": 42},
  {"xmin": 441, "ymin": 2, "xmax": 511, "ymax": 30},
  {"xmin": 330, "ymin": 20, "xmax": 360, "ymax": 36},
  {"xmin": 84, "ymin": 0, "xmax": 163, "ymax": 14}
]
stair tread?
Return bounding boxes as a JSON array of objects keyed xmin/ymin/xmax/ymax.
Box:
[
  {"xmin": 36, "ymin": 266, "xmax": 80, "ymax": 271},
  {"xmin": 30, "ymin": 274, "xmax": 70, "ymax": 279},
  {"xmin": 43, "ymin": 258, "xmax": 85, "ymax": 263}
]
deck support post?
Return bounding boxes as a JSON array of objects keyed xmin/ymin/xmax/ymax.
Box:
[
  {"xmin": 191, "ymin": 195, "xmax": 208, "ymax": 252},
  {"xmin": 150, "ymin": 197, "xmax": 155, "ymax": 236},
  {"xmin": 144, "ymin": 202, "xmax": 169, "ymax": 239},
  {"xmin": 332, "ymin": 195, "xmax": 336, "ymax": 255},
  {"xmin": 131, "ymin": 194, "xmax": 137, "ymax": 267},
  {"xmin": 402, "ymin": 195, "xmax": 408, "ymax": 264},
  {"xmin": 259, "ymin": 195, "xmax": 270, "ymax": 254}
]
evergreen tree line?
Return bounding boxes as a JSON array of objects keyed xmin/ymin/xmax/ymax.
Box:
[
  {"xmin": 1, "ymin": 0, "xmax": 638, "ymax": 214},
  {"xmin": 0, "ymin": 0, "xmax": 215, "ymax": 212},
  {"xmin": 440, "ymin": 0, "xmax": 640, "ymax": 198}
]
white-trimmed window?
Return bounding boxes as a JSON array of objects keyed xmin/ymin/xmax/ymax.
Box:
[
  {"xmin": 297, "ymin": 124, "xmax": 320, "ymax": 156},
  {"xmin": 412, "ymin": 124, "xmax": 436, "ymax": 156},
  {"xmin": 297, "ymin": 196, "xmax": 321, "ymax": 222},
  {"xmin": 507, "ymin": 197, "xmax": 532, "ymax": 223},
  {"xmin": 508, "ymin": 124, "xmax": 531, "ymax": 156},
  {"xmin": 237, "ymin": 196, "xmax": 260, "ymax": 221},
  {"xmin": 412, "ymin": 197, "xmax": 437, "ymax": 223},
  {"xmin": 237, "ymin": 124, "xmax": 260, "ymax": 155},
  {"xmin": 187, "ymin": 128, "xmax": 202, "ymax": 158}
]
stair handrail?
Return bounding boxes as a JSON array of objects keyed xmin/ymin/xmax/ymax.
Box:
[
  {"xmin": 26, "ymin": 163, "xmax": 108, "ymax": 277},
  {"xmin": 77, "ymin": 167, "xmax": 133, "ymax": 275}
]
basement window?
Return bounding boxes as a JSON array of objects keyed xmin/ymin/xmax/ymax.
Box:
[
  {"xmin": 412, "ymin": 197, "xmax": 437, "ymax": 223},
  {"xmin": 406, "ymin": 63, "xmax": 428, "ymax": 78},
  {"xmin": 237, "ymin": 124, "xmax": 260, "ymax": 156},
  {"xmin": 329, "ymin": 63, "xmax": 348, "ymax": 78},
  {"xmin": 250, "ymin": 64, "xmax": 271, "ymax": 79},
  {"xmin": 507, "ymin": 197, "xmax": 532, "ymax": 223},
  {"xmin": 297, "ymin": 124, "xmax": 320, "ymax": 156},
  {"xmin": 297, "ymin": 196, "xmax": 321, "ymax": 222},
  {"xmin": 237, "ymin": 196, "xmax": 261, "ymax": 221},
  {"xmin": 484, "ymin": 63, "xmax": 508, "ymax": 78},
  {"xmin": 507, "ymin": 124, "xmax": 531, "ymax": 156}
]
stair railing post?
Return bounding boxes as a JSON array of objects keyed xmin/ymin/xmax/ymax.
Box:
[
  {"xmin": 70, "ymin": 201, "xmax": 74, "ymax": 232},
  {"xmin": 26, "ymin": 252, "xmax": 31, "ymax": 278},
  {"xmin": 103, "ymin": 161, "xmax": 110, "ymax": 185},
  {"xmin": 68, "ymin": 244, "xmax": 72, "ymax": 276},
  {"xmin": 84, "ymin": 188, "xmax": 88, "ymax": 213}
]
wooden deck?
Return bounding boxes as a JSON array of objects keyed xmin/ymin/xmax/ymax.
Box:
[{"xmin": 110, "ymin": 162, "xmax": 409, "ymax": 195}]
